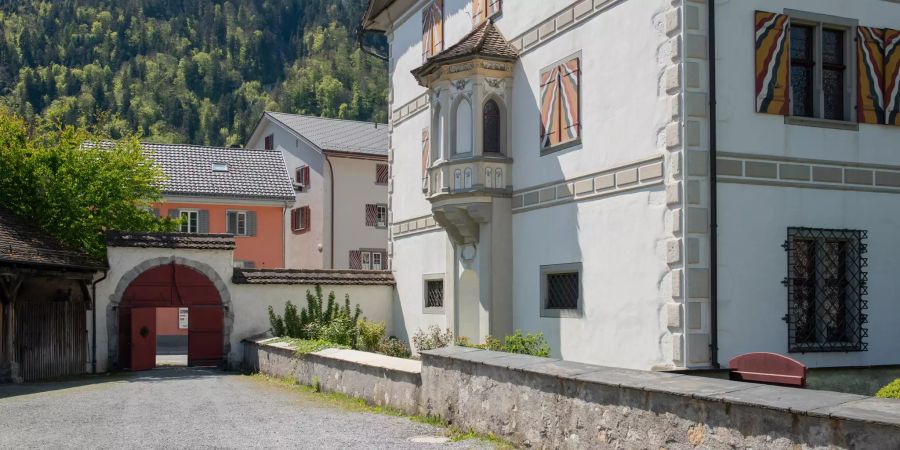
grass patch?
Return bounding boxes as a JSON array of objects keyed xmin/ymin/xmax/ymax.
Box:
[
  {"xmin": 272, "ymin": 338, "xmax": 349, "ymax": 356},
  {"xmin": 249, "ymin": 373, "xmax": 514, "ymax": 449}
]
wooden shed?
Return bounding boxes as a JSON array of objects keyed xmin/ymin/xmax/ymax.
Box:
[{"xmin": 0, "ymin": 208, "xmax": 105, "ymax": 382}]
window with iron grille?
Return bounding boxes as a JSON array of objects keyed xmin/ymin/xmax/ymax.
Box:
[
  {"xmin": 424, "ymin": 277, "xmax": 444, "ymax": 313},
  {"xmin": 783, "ymin": 228, "xmax": 868, "ymax": 352},
  {"xmin": 375, "ymin": 163, "xmax": 389, "ymax": 185},
  {"xmin": 540, "ymin": 263, "xmax": 582, "ymax": 318}
]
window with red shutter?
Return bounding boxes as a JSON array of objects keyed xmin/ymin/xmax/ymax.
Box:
[
  {"xmin": 295, "ymin": 166, "xmax": 310, "ymax": 191},
  {"xmin": 264, "ymin": 134, "xmax": 274, "ymax": 150},
  {"xmin": 291, "ymin": 206, "xmax": 311, "ymax": 233},
  {"xmin": 540, "ymin": 55, "xmax": 581, "ymax": 153}
]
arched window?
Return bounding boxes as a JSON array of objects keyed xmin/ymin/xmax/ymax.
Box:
[
  {"xmin": 483, "ymin": 99, "xmax": 502, "ymax": 154},
  {"xmin": 432, "ymin": 104, "xmax": 443, "ymax": 161},
  {"xmin": 453, "ymin": 98, "xmax": 473, "ymax": 155}
]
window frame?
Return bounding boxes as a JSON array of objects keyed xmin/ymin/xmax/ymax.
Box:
[
  {"xmin": 360, "ymin": 251, "xmax": 372, "ymax": 270},
  {"xmin": 539, "ymin": 262, "xmax": 583, "ymax": 318},
  {"xmin": 375, "ymin": 204, "xmax": 388, "ymax": 228},
  {"xmin": 179, "ymin": 209, "xmax": 199, "ymax": 234},
  {"xmin": 291, "ymin": 206, "xmax": 310, "ymax": 233},
  {"xmin": 784, "ymin": 227, "xmax": 868, "ymax": 353},
  {"xmin": 372, "ymin": 252, "xmax": 383, "ymax": 270},
  {"xmin": 423, "ymin": 274, "xmax": 445, "ymax": 314},
  {"xmin": 472, "ymin": 0, "xmax": 502, "ymax": 25},
  {"xmin": 784, "ymin": 10, "xmax": 858, "ymax": 127},
  {"xmin": 295, "ymin": 165, "xmax": 310, "ymax": 192},
  {"xmin": 227, "ymin": 210, "xmax": 249, "ymax": 236}
]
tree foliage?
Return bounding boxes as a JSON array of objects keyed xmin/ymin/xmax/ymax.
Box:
[
  {"xmin": 0, "ymin": 0, "xmax": 388, "ymax": 146},
  {"xmin": 0, "ymin": 110, "xmax": 177, "ymax": 258}
]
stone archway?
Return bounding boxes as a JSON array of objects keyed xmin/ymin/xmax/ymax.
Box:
[{"xmin": 107, "ymin": 256, "xmax": 233, "ymax": 369}]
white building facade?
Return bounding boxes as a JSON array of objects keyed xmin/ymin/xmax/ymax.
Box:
[
  {"xmin": 363, "ymin": 0, "xmax": 900, "ymax": 371},
  {"xmin": 246, "ymin": 113, "xmax": 391, "ymax": 270}
]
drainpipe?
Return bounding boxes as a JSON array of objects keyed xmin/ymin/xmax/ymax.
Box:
[
  {"xmin": 326, "ymin": 155, "xmax": 336, "ymax": 269},
  {"xmin": 708, "ymin": 0, "xmax": 720, "ymax": 369},
  {"xmin": 91, "ymin": 270, "xmax": 108, "ymax": 374}
]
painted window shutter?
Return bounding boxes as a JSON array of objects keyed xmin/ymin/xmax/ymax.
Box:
[
  {"xmin": 247, "ymin": 212, "xmax": 257, "ymax": 236},
  {"xmin": 422, "ymin": 0, "xmax": 443, "ymax": 60},
  {"xmin": 487, "ymin": 0, "xmax": 501, "ymax": 17},
  {"xmin": 302, "ymin": 206, "xmax": 310, "ymax": 231},
  {"xmin": 198, "ymin": 210, "xmax": 209, "ymax": 233},
  {"xmin": 349, "ymin": 250, "xmax": 361, "ymax": 270},
  {"xmin": 473, "ymin": 0, "xmax": 486, "ymax": 23},
  {"xmin": 421, "ymin": 128, "xmax": 430, "ymax": 182},
  {"xmin": 226, "ymin": 212, "xmax": 237, "ymax": 235},
  {"xmin": 883, "ymin": 29, "xmax": 900, "ymax": 126},
  {"xmin": 858, "ymin": 27, "xmax": 887, "ymax": 124},
  {"xmin": 303, "ymin": 166, "xmax": 311, "ymax": 187},
  {"xmin": 295, "ymin": 167, "xmax": 303, "ymax": 184},
  {"xmin": 540, "ymin": 56, "xmax": 580, "ymax": 149},
  {"xmin": 168, "ymin": 209, "xmax": 180, "ymax": 219},
  {"xmin": 290, "ymin": 208, "xmax": 298, "ymax": 231},
  {"xmin": 422, "ymin": 5, "xmax": 433, "ymax": 60},
  {"xmin": 365, "ymin": 204, "xmax": 377, "ymax": 226},
  {"xmin": 754, "ymin": 11, "xmax": 790, "ymax": 115}
]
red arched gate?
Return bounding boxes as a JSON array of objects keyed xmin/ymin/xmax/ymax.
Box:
[{"xmin": 119, "ymin": 263, "xmax": 224, "ymax": 370}]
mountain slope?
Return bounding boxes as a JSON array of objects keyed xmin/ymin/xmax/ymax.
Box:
[{"xmin": 0, "ymin": 0, "xmax": 388, "ymax": 145}]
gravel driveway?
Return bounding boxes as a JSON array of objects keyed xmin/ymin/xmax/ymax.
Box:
[{"xmin": 0, "ymin": 367, "xmax": 493, "ymax": 449}]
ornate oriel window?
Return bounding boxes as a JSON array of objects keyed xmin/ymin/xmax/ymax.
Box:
[{"xmin": 483, "ymin": 98, "xmax": 502, "ymax": 154}]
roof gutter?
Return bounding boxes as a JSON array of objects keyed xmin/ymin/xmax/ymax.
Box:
[
  {"xmin": 326, "ymin": 155, "xmax": 336, "ymax": 269},
  {"xmin": 708, "ymin": 0, "xmax": 720, "ymax": 369}
]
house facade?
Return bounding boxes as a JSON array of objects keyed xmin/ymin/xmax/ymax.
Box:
[
  {"xmin": 246, "ymin": 113, "xmax": 390, "ymax": 270},
  {"xmin": 363, "ymin": 0, "xmax": 900, "ymax": 371},
  {"xmin": 144, "ymin": 143, "xmax": 296, "ymax": 269}
]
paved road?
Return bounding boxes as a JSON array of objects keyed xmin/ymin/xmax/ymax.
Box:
[{"xmin": 0, "ymin": 368, "xmax": 493, "ymax": 449}]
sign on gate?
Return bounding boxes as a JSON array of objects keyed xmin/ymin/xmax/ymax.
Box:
[{"xmin": 178, "ymin": 307, "xmax": 189, "ymax": 329}]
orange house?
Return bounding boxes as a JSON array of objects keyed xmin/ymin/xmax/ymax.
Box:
[{"xmin": 144, "ymin": 143, "xmax": 296, "ymax": 268}]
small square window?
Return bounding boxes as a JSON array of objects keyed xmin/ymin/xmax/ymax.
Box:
[
  {"xmin": 540, "ymin": 263, "xmax": 582, "ymax": 318},
  {"xmin": 424, "ymin": 276, "xmax": 445, "ymax": 314}
]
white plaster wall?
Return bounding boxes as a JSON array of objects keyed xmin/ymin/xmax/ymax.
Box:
[
  {"xmin": 509, "ymin": 0, "xmax": 673, "ymax": 189},
  {"xmin": 391, "ymin": 114, "xmax": 434, "ymax": 222},
  {"xmin": 512, "ymin": 188, "xmax": 671, "ymax": 369},
  {"xmin": 330, "ymin": 156, "xmax": 390, "ymax": 268},
  {"xmin": 717, "ymin": 184, "xmax": 900, "ymax": 368},
  {"xmin": 715, "ymin": 0, "xmax": 900, "ymax": 164},
  {"xmin": 391, "ymin": 231, "xmax": 450, "ymax": 343},
  {"xmin": 93, "ymin": 246, "xmax": 394, "ymax": 372},
  {"xmin": 247, "ymin": 120, "xmax": 326, "ymax": 269}
]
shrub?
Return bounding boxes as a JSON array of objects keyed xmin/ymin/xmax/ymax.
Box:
[
  {"xmin": 457, "ymin": 330, "xmax": 551, "ymax": 357},
  {"xmin": 379, "ymin": 337, "xmax": 412, "ymax": 358},
  {"xmin": 268, "ymin": 306, "xmax": 285, "ymax": 337},
  {"xmin": 357, "ymin": 319, "xmax": 386, "ymax": 353},
  {"xmin": 876, "ymin": 379, "xmax": 900, "ymax": 399},
  {"xmin": 268, "ymin": 285, "xmax": 362, "ymax": 345},
  {"xmin": 412, "ymin": 325, "xmax": 454, "ymax": 352}
]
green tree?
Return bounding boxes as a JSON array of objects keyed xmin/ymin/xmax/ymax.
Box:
[{"xmin": 0, "ymin": 110, "xmax": 177, "ymax": 258}]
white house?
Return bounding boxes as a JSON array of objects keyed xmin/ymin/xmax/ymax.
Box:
[
  {"xmin": 246, "ymin": 112, "xmax": 391, "ymax": 270},
  {"xmin": 362, "ymin": 0, "xmax": 900, "ymax": 372}
]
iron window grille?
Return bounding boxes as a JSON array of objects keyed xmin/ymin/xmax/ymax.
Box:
[
  {"xmin": 783, "ymin": 227, "xmax": 868, "ymax": 353},
  {"xmin": 546, "ymin": 272, "xmax": 579, "ymax": 310},
  {"xmin": 426, "ymin": 280, "xmax": 444, "ymax": 308}
]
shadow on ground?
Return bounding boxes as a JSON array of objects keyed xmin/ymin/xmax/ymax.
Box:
[{"xmin": 0, "ymin": 367, "xmax": 230, "ymax": 399}]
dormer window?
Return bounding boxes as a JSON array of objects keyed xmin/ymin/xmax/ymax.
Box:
[{"xmin": 212, "ymin": 162, "xmax": 229, "ymax": 172}]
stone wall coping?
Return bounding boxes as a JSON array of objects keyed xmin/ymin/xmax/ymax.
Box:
[
  {"xmin": 254, "ymin": 339, "xmax": 422, "ymax": 375},
  {"xmin": 420, "ymin": 347, "xmax": 900, "ymax": 428}
]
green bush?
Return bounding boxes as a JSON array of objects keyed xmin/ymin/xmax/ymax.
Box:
[
  {"xmin": 357, "ymin": 319, "xmax": 386, "ymax": 353},
  {"xmin": 268, "ymin": 285, "xmax": 362, "ymax": 347},
  {"xmin": 411, "ymin": 325, "xmax": 454, "ymax": 352},
  {"xmin": 379, "ymin": 337, "xmax": 412, "ymax": 359},
  {"xmin": 876, "ymin": 379, "xmax": 900, "ymax": 399},
  {"xmin": 457, "ymin": 330, "xmax": 551, "ymax": 357}
]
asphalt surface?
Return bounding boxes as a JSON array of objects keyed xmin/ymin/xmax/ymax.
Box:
[{"xmin": 0, "ymin": 367, "xmax": 493, "ymax": 449}]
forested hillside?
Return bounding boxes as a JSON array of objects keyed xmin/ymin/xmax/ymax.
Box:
[{"xmin": 0, "ymin": 0, "xmax": 388, "ymax": 146}]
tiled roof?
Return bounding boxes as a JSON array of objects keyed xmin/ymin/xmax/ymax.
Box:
[
  {"xmin": 106, "ymin": 232, "xmax": 236, "ymax": 250},
  {"xmin": 233, "ymin": 268, "xmax": 395, "ymax": 286},
  {"xmin": 265, "ymin": 112, "xmax": 389, "ymax": 157},
  {"xmin": 413, "ymin": 20, "xmax": 518, "ymax": 80},
  {"xmin": 0, "ymin": 208, "xmax": 105, "ymax": 271},
  {"xmin": 141, "ymin": 143, "xmax": 296, "ymax": 201}
]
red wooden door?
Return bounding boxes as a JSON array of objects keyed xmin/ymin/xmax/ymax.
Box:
[
  {"xmin": 187, "ymin": 306, "xmax": 223, "ymax": 366},
  {"xmin": 130, "ymin": 308, "xmax": 157, "ymax": 371}
]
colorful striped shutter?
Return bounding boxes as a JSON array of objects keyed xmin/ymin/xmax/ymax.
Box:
[
  {"xmin": 857, "ymin": 27, "xmax": 887, "ymax": 125},
  {"xmin": 754, "ymin": 11, "xmax": 790, "ymax": 115},
  {"xmin": 473, "ymin": 0, "xmax": 485, "ymax": 24},
  {"xmin": 884, "ymin": 29, "xmax": 900, "ymax": 126},
  {"xmin": 432, "ymin": 1, "xmax": 443, "ymax": 54},
  {"xmin": 540, "ymin": 57, "xmax": 580, "ymax": 149},
  {"xmin": 349, "ymin": 250, "xmax": 362, "ymax": 270}
]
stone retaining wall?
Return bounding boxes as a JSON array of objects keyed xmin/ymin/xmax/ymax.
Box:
[
  {"xmin": 246, "ymin": 340, "xmax": 900, "ymax": 449},
  {"xmin": 244, "ymin": 338, "xmax": 421, "ymax": 415}
]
